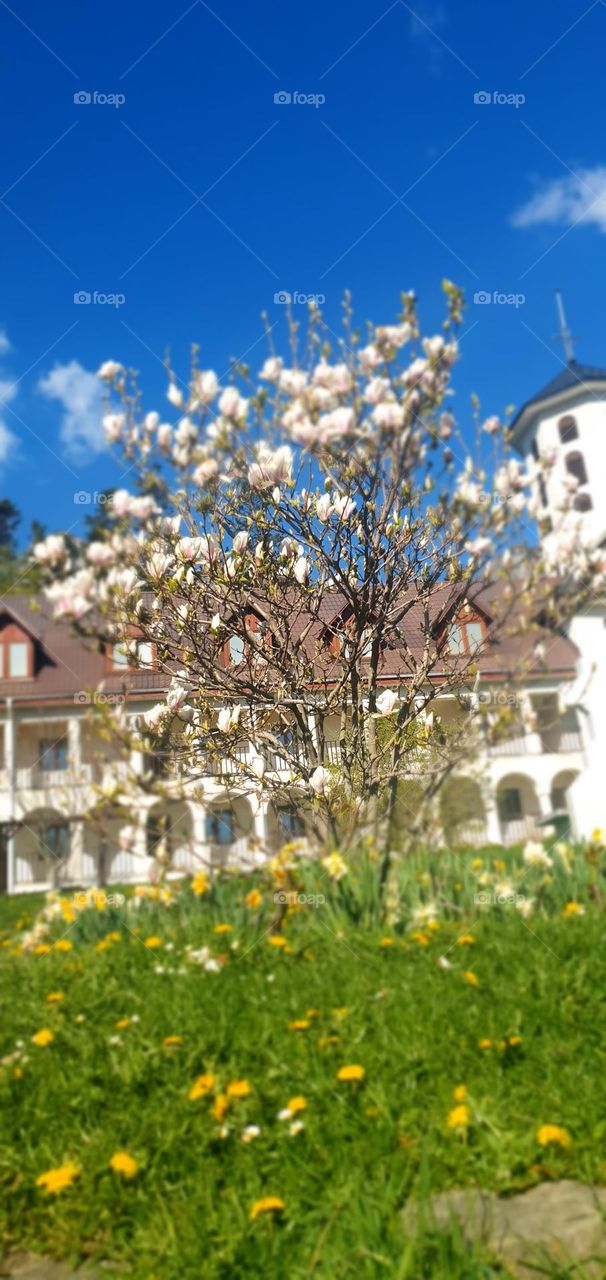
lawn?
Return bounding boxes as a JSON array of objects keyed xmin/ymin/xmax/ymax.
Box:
[{"xmin": 1, "ymin": 840, "xmax": 605, "ymax": 1279}]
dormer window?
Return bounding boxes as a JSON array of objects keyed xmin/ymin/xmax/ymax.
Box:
[
  {"xmin": 0, "ymin": 621, "xmax": 33, "ymax": 680},
  {"xmin": 228, "ymin": 634, "xmax": 245, "ymax": 665},
  {"xmin": 566, "ymin": 452, "xmax": 588, "ymax": 486},
  {"xmin": 447, "ymin": 617, "xmax": 486, "ymax": 656},
  {"xmin": 574, "ymin": 492, "xmax": 593, "ymax": 512},
  {"xmin": 559, "ymin": 415, "xmax": 579, "ymax": 444}
]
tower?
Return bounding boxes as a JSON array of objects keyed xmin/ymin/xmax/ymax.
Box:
[
  {"xmin": 509, "ymin": 297, "xmax": 606, "ymax": 838},
  {"xmin": 509, "ymin": 342, "xmax": 606, "ymax": 549}
]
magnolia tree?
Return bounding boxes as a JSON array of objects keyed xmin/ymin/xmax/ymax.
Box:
[{"xmin": 34, "ymin": 286, "xmax": 606, "ymax": 881}]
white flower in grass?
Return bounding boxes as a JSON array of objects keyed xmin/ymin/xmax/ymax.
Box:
[
  {"xmin": 321, "ymin": 851, "xmax": 348, "ymax": 880},
  {"xmin": 438, "ymin": 956, "xmax": 451, "ymax": 970},
  {"xmin": 277, "ymin": 1108, "xmax": 292, "ymax": 1122},
  {"xmin": 411, "ymin": 902, "xmax": 438, "ymax": 927},
  {"xmin": 289, "ymin": 1120, "xmax": 304, "ymax": 1135},
  {"xmin": 241, "ymin": 1125, "xmax": 261, "ymax": 1143},
  {"xmin": 522, "ymin": 841, "xmax": 553, "ymax": 870}
]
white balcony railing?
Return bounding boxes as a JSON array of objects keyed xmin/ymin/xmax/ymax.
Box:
[{"xmin": 15, "ymin": 764, "xmax": 93, "ymax": 790}]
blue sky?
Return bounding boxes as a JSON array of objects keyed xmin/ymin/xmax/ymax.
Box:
[{"xmin": 1, "ymin": 0, "xmax": 605, "ymax": 544}]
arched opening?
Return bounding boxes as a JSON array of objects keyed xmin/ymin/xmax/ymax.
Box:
[
  {"xmin": 14, "ymin": 808, "xmax": 71, "ymax": 889},
  {"xmin": 146, "ymin": 801, "xmax": 193, "ymax": 872},
  {"xmin": 496, "ymin": 774, "xmax": 542, "ymax": 846},
  {"xmin": 566, "ymin": 451, "xmax": 588, "ymax": 486},
  {"xmin": 558, "ymin": 415, "xmax": 578, "ymax": 444},
  {"xmin": 439, "ymin": 777, "xmax": 486, "ymax": 845},
  {"xmin": 550, "ymin": 770, "xmax": 578, "ymax": 817},
  {"xmin": 204, "ymin": 797, "xmax": 255, "ymax": 869}
]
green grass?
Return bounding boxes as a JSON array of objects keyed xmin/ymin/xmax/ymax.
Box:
[{"xmin": 1, "ymin": 843, "xmax": 605, "ymax": 1278}]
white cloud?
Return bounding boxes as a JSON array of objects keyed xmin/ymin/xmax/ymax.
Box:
[
  {"xmin": 511, "ymin": 166, "xmax": 606, "ymax": 234},
  {"xmin": 38, "ymin": 360, "xmax": 104, "ymax": 461},
  {"xmin": 0, "ymin": 378, "xmax": 17, "ymax": 405},
  {"xmin": 0, "ymin": 330, "xmax": 19, "ymax": 464},
  {"xmin": 0, "ymin": 329, "xmax": 11, "ymax": 355}
]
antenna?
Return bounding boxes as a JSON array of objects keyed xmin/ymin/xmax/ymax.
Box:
[{"xmin": 554, "ymin": 289, "xmax": 577, "ymax": 364}]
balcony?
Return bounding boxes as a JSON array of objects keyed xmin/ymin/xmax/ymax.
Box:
[{"xmin": 15, "ymin": 764, "xmax": 93, "ymax": 790}]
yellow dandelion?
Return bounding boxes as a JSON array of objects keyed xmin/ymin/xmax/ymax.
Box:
[
  {"xmin": 191, "ymin": 871, "xmax": 209, "ymax": 896},
  {"xmin": 336, "ymin": 1064, "xmax": 365, "ymax": 1082},
  {"xmin": 163, "ymin": 1035, "xmax": 183, "ymax": 1048},
  {"xmin": 268, "ymin": 935, "xmax": 287, "ymax": 948},
  {"xmin": 45, "ymin": 992, "xmax": 64, "ymax": 1004},
  {"xmin": 288, "ymin": 1019, "xmax": 310, "ymax": 1032},
  {"xmin": 453, "ymin": 1084, "xmax": 467, "ymax": 1102},
  {"xmin": 226, "ymin": 1079, "xmax": 251, "ymax": 1098},
  {"xmin": 331, "ymin": 1007, "xmax": 349, "ymax": 1020},
  {"xmin": 32, "ymin": 1028, "xmax": 54, "ymax": 1048},
  {"xmin": 188, "ymin": 1073, "xmax": 216, "ymax": 1101},
  {"xmin": 508, "ymin": 1035, "xmax": 523, "ymax": 1047},
  {"xmin": 115, "ymin": 1018, "xmax": 130, "ymax": 1030},
  {"xmin": 463, "ymin": 970, "xmax": 479, "ymax": 986},
  {"xmin": 562, "ymin": 902, "xmax": 585, "ymax": 918},
  {"xmin": 478, "ymin": 1038, "xmax": 492, "ymax": 1050},
  {"xmin": 250, "ymin": 1196, "xmax": 285, "ymax": 1221},
  {"xmin": 447, "ymin": 1104, "xmax": 470, "ymax": 1130},
  {"xmin": 379, "ymin": 937, "xmax": 394, "ymax": 947},
  {"xmin": 318, "ymin": 1035, "xmax": 340, "ymax": 1048},
  {"xmin": 457, "ymin": 934, "xmax": 475, "ymax": 946},
  {"xmin": 212, "ymin": 1092, "xmax": 229, "ymax": 1121},
  {"xmin": 36, "ymin": 1162, "xmax": 80, "ymax": 1195},
  {"xmin": 144, "ymin": 936, "xmax": 162, "ymax": 949},
  {"xmin": 53, "ymin": 939, "xmax": 73, "ymax": 952},
  {"xmin": 411, "ymin": 931, "xmax": 429, "ymax": 946},
  {"xmin": 537, "ymin": 1124, "xmax": 572, "ymax": 1148},
  {"xmin": 286, "ymin": 1096, "xmax": 307, "ymax": 1114},
  {"xmin": 109, "ymin": 1151, "xmax": 139, "ymax": 1179},
  {"xmin": 305, "ymin": 1008, "xmax": 320, "ymax": 1018},
  {"xmin": 245, "ymin": 889, "xmax": 262, "ymax": 909},
  {"xmin": 213, "ymin": 923, "xmax": 233, "ymax": 935},
  {"xmin": 34, "ymin": 944, "xmax": 51, "ymax": 956}
]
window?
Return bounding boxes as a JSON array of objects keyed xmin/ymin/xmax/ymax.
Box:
[
  {"xmin": 574, "ymin": 492, "xmax": 593, "ymax": 513},
  {"xmin": 8, "ymin": 643, "xmax": 28, "ymax": 677},
  {"xmin": 205, "ymin": 809, "xmax": 234, "ymax": 846},
  {"xmin": 110, "ymin": 639, "xmax": 154, "ymax": 670},
  {"xmin": 558, "ymin": 415, "xmax": 579, "ymax": 444},
  {"xmin": 39, "ymin": 738, "xmax": 68, "ymax": 772},
  {"xmin": 111, "ymin": 643, "xmax": 129, "ymax": 670},
  {"xmin": 44, "ymin": 823, "xmax": 69, "ymax": 861},
  {"xmin": 228, "ymin": 634, "xmax": 245, "ymax": 665},
  {"xmin": 278, "ymin": 808, "xmax": 304, "ymax": 838},
  {"xmin": 566, "ymin": 452, "xmax": 588, "ymax": 486},
  {"xmin": 499, "ymin": 789, "xmax": 522, "ymax": 820},
  {"xmin": 447, "ymin": 618, "xmax": 485, "ymax": 656},
  {"xmin": 530, "ymin": 438, "xmax": 539, "ymax": 461},
  {"xmin": 538, "ymin": 477, "xmax": 548, "ymax": 508},
  {"xmin": 361, "ymin": 627, "xmax": 373, "ymax": 658}
]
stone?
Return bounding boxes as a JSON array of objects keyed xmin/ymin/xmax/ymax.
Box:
[
  {"xmin": 0, "ymin": 1256, "xmax": 100, "ymax": 1280},
  {"xmin": 402, "ymin": 1180, "xmax": 606, "ymax": 1278}
]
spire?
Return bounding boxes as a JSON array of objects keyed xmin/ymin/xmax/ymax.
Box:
[{"xmin": 554, "ymin": 289, "xmax": 577, "ymax": 364}]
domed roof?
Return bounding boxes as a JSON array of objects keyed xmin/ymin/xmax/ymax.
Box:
[{"xmin": 510, "ymin": 359, "xmax": 606, "ymax": 442}]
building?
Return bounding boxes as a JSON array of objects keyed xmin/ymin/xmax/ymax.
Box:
[
  {"xmin": 509, "ymin": 352, "xmax": 606, "ymax": 838},
  {"xmin": 0, "ymin": 574, "xmax": 587, "ymax": 892}
]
